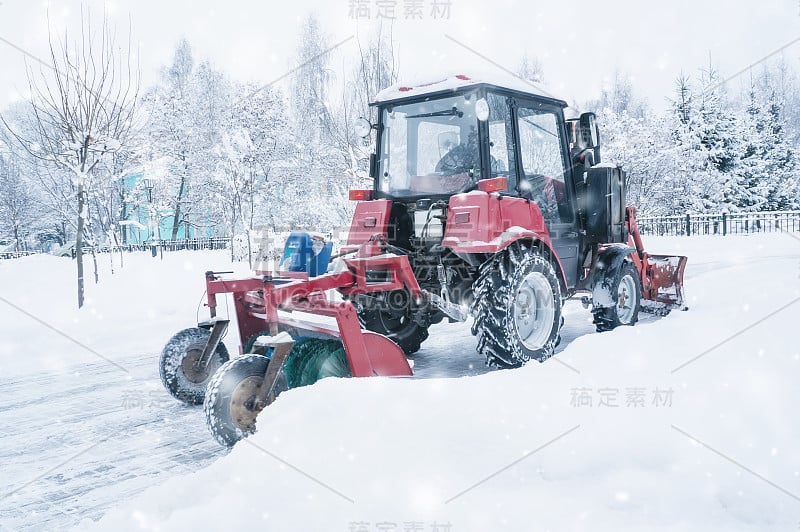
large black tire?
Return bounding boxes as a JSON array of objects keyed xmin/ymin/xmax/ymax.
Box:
[
  {"xmin": 204, "ymin": 354, "xmax": 288, "ymax": 447},
  {"xmin": 592, "ymin": 261, "xmax": 642, "ymax": 332},
  {"xmin": 471, "ymin": 242, "xmax": 562, "ymax": 368},
  {"xmin": 159, "ymin": 327, "xmax": 230, "ymax": 405},
  {"xmin": 356, "ymin": 291, "xmax": 429, "ymax": 355}
]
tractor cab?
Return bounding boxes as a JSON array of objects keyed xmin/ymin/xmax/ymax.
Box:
[
  {"xmin": 363, "ymin": 74, "xmax": 600, "ymax": 224},
  {"xmin": 350, "ymin": 74, "xmax": 607, "ymax": 292}
]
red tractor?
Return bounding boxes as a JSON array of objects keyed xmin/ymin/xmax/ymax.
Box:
[{"xmin": 159, "ymin": 75, "xmax": 687, "ymax": 446}]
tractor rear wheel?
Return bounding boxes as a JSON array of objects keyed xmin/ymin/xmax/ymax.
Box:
[
  {"xmin": 204, "ymin": 354, "xmax": 288, "ymax": 447},
  {"xmin": 471, "ymin": 243, "xmax": 562, "ymax": 368},
  {"xmin": 356, "ymin": 291, "xmax": 429, "ymax": 355},
  {"xmin": 592, "ymin": 261, "xmax": 642, "ymax": 332},
  {"xmin": 159, "ymin": 327, "xmax": 229, "ymax": 405}
]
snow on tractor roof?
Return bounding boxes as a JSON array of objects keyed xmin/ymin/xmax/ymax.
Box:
[{"xmin": 373, "ymin": 72, "xmax": 566, "ymax": 105}]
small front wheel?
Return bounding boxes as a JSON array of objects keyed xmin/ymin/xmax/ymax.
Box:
[
  {"xmin": 204, "ymin": 354, "xmax": 288, "ymax": 447},
  {"xmin": 159, "ymin": 327, "xmax": 229, "ymax": 405},
  {"xmin": 593, "ymin": 261, "xmax": 642, "ymax": 332}
]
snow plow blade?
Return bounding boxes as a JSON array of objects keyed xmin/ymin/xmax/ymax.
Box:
[{"xmin": 643, "ymin": 254, "xmax": 688, "ymax": 310}]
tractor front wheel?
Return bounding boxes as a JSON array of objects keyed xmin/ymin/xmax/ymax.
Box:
[
  {"xmin": 471, "ymin": 243, "xmax": 562, "ymax": 368},
  {"xmin": 159, "ymin": 327, "xmax": 229, "ymax": 405},
  {"xmin": 356, "ymin": 291, "xmax": 429, "ymax": 355},
  {"xmin": 592, "ymin": 261, "xmax": 642, "ymax": 332}
]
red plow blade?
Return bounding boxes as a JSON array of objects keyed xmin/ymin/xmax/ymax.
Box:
[{"xmin": 644, "ymin": 254, "xmax": 688, "ymax": 310}]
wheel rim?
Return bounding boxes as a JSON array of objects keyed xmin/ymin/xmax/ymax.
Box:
[
  {"xmin": 181, "ymin": 346, "xmax": 212, "ymax": 384},
  {"xmin": 229, "ymin": 376, "xmax": 263, "ymax": 433},
  {"xmin": 513, "ymin": 272, "xmax": 555, "ymax": 350},
  {"xmin": 617, "ymin": 274, "xmax": 637, "ymax": 324}
]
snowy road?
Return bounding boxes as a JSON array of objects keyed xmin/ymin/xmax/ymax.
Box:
[
  {"xmin": 0, "ymin": 301, "xmax": 618, "ymax": 531},
  {"xmin": 0, "ymin": 354, "xmax": 223, "ymax": 531},
  {"xmin": 1, "ymin": 235, "xmax": 797, "ymax": 531}
]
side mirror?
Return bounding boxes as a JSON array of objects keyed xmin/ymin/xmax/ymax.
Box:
[
  {"xmin": 354, "ymin": 117, "xmax": 372, "ymax": 138},
  {"xmin": 578, "ymin": 112, "xmax": 600, "ymax": 149}
]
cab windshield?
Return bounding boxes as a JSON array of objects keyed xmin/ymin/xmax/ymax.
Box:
[{"xmin": 378, "ymin": 93, "xmax": 481, "ymax": 197}]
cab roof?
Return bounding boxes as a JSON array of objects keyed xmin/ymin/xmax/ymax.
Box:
[{"xmin": 372, "ymin": 73, "xmax": 568, "ymax": 108}]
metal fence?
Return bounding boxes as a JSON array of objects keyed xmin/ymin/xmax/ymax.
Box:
[
  {"xmin": 0, "ymin": 237, "xmax": 232, "ymax": 261},
  {"xmin": 0, "ymin": 250, "xmax": 38, "ymax": 260},
  {"xmin": 157, "ymin": 237, "xmax": 231, "ymax": 251},
  {"xmin": 636, "ymin": 210, "xmax": 800, "ymax": 236}
]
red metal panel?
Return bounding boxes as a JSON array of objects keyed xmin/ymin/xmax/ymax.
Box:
[
  {"xmin": 361, "ymin": 332, "xmax": 413, "ymax": 376},
  {"xmin": 443, "ymin": 192, "xmax": 553, "ymax": 252},
  {"xmin": 346, "ymin": 199, "xmax": 392, "ymax": 247},
  {"xmin": 339, "ymin": 254, "xmax": 422, "ymax": 298},
  {"xmin": 233, "ymin": 296, "xmax": 266, "ymax": 353},
  {"xmin": 282, "ymin": 297, "xmax": 410, "ymax": 377},
  {"xmin": 442, "ymin": 191, "xmax": 567, "ymax": 287}
]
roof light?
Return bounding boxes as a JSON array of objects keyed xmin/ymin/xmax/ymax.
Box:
[
  {"xmin": 477, "ymin": 177, "xmax": 508, "ymax": 193},
  {"xmin": 349, "ymin": 189, "xmax": 374, "ymax": 201}
]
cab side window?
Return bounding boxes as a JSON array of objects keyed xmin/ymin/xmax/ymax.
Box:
[
  {"xmin": 516, "ymin": 106, "xmax": 572, "ymax": 223},
  {"xmin": 486, "ymin": 93, "xmax": 517, "ymax": 193}
]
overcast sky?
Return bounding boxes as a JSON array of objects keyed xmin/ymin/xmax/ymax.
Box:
[{"xmin": 0, "ymin": 0, "xmax": 798, "ymax": 112}]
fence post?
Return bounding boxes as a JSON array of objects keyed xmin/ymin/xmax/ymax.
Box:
[
  {"xmin": 686, "ymin": 213, "xmax": 691, "ymax": 237},
  {"xmin": 722, "ymin": 212, "xmax": 727, "ymax": 236}
]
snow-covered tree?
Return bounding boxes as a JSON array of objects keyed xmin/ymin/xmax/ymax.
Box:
[
  {"xmin": 285, "ymin": 14, "xmax": 353, "ymax": 229},
  {"xmin": 0, "ymin": 155, "xmax": 37, "ymax": 250},
  {"xmin": 1, "ymin": 13, "xmax": 139, "ymax": 307},
  {"xmin": 142, "ymin": 39, "xmax": 199, "ymax": 240},
  {"xmin": 229, "ymin": 82, "xmax": 292, "ymax": 233}
]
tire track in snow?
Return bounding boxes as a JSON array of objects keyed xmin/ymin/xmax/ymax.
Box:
[{"xmin": 0, "ymin": 352, "xmax": 225, "ymax": 532}]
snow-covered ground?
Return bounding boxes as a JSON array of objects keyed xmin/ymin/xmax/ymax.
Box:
[{"xmin": 1, "ymin": 234, "xmax": 798, "ymax": 531}]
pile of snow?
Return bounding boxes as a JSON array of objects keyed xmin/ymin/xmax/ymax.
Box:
[{"xmin": 65, "ymin": 233, "xmax": 799, "ymax": 532}]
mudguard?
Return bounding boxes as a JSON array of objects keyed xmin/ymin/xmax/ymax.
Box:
[
  {"xmin": 591, "ymin": 244, "xmax": 635, "ymax": 308},
  {"xmin": 442, "ymin": 191, "xmax": 568, "ymax": 288}
]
